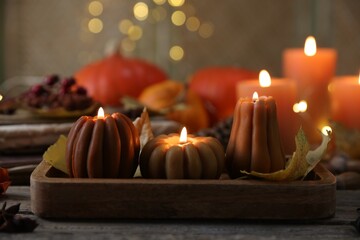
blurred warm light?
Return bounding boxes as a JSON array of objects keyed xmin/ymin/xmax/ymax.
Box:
[
  {"xmin": 358, "ymin": 71, "xmax": 360, "ymax": 84},
  {"xmin": 118, "ymin": 19, "xmax": 133, "ymax": 34},
  {"xmin": 186, "ymin": 17, "xmax": 200, "ymax": 31},
  {"xmin": 304, "ymin": 36, "xmax": 317, "ymax": 56},
  {"xmin": 293, "ymin": 100, "xmax": 308, "ymax": 113},
  {"xmin": 259, "ymin": 70, "xmax": 271, "ymax": 87},
  {"xmin": 153, "ymin": 0, "xmax": 166, "ymax": 5},
  {"xmin": 169, "ymin": 45, "xmax": 184, "ymax": 61},
  {"xmin": 134, "ymin": 2, "xmax": 149, "ymax": 21},
  {"xmin": 179, "ymin": 127, "xmax": 187, "ymax": 143},
  {"xmin": 151, "ymin": 6, "xmax": 167, "ymax": 22},
  {"xmin": 121, "ymin": 38, "xmax": 136, "ymax": 52},
  {"xmin": 321, "ymin": 126, "xmax": 332, "ymax": 136},
  {"xmin": 0, "ymin": 94, "xmax": 3, "ymax": 102},
  {"xmin": 128, "ymin": 25, "xmax": 143, "ymax": 41},
  {"xmin": 168, "ymin": 0, "xmax": 185, "ymax": 7},
  {"xmin": 171, "ymin": 11, "xmax": 186, "ymax": 26},
  {"xmin": 88, "ymin": 1, "xmax": 103, "ymax": 16},
  {"xmin": 199, "ymin": 22, "xmax": 214, "ymax": 38},
  {"xmin": 88, "ymin": 18, "xmax": 103, "ymax": 33},
  {"xmin": 252, "ymin": 92, "xmax": 259, "ymax": 101}
]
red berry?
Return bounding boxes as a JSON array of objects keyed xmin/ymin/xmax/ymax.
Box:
[{"xmin": 44, "ymin": 75, "xmax": 59, "ymax": 86}]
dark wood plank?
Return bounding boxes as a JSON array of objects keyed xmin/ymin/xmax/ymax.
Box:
[{"xmin": 2, "ymin": 187, "xmax": 360, "ymax": 239}]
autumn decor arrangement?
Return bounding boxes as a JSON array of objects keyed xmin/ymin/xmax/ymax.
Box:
[{"xmin": 74, "ymin": 51, "xmax": 167, "ymax": 107}]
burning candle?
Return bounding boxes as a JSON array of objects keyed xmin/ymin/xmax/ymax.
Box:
[
  {"xmin": 282, "ymin": 36, "xmax": 337, "ymax": 144},
  {"xmin": 236, "ymin": 70, "xmax": 299, "ymax": 154},
  {"xmin": 65, "ymin": 107, "xmax": 140, "ymax": 178},
  {"xmin": 226, "ymin": 92, "xmax": 286, "ymax": 178},
  {"xmin": 330, "ymin": 72, "xmax": 360, "ymax": 130},
  {"xmin": 139, "ymin": 127, "xmax": 225, "ymax": 179}
]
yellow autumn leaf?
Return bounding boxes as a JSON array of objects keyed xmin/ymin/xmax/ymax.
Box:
[
  {"xmin": 240, "ymin": 128, "xmax": 331, "ymax": 181},
  {"xmin": 43, "ymin": 134, "xmax": 69, "ymax": 175}
]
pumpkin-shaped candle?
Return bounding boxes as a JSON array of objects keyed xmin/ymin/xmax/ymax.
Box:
[
  {"xmin": 66, "ymin": 107, "xmax": 140, "ymax": 178},
  {"xmin": 140, "ymin": 127, "xmax": 225, "ymax": 179}
]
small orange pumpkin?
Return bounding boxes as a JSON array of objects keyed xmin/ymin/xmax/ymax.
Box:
[
  {"xmin": 138, "ymin": 80, "xmax": 209, "ymax": 133},
  {"xmin": 66, "ymin": 112, "xmax": 140, "ymax": 178},
  {"xmin": 74, "ymin": 51, "xmax": 167, "ymax": 106}
]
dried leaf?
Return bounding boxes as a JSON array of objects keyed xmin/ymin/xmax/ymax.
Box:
[
  {"xmin": 133, "ymin": 108, "xmax": 154, "ymax": 149},
  {"xmin": 43, "ymin": 134, "xmax": 69, "ymax": 175},
  {"xmin": 241, "ymin": 128, "xmax": 331, "ymax": 181}
]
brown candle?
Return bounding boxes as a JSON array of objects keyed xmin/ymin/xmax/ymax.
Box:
[{"xmin": 226, "ymin": 94, "xmax": 286, "ymax": 178}]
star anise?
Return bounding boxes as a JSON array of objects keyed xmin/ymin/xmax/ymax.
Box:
[
  {"xmin": 351, "ymin": 207, "xmax": 360, "ymax": 234},
  {"xmin": 0, "ymin": 202, "xmax": 38, "ymax": 233}
]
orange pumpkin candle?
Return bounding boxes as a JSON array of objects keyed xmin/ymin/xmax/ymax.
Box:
[
  {"xmin": 283, "ymin": 36, "xmax": 337, "ymax": 144},
  {"xmin": 139, "ymin": 127, "xmax": 225, "ymax": 179},
  {"xmin": 226, "ymin": 93, "xmax": 286, "ymax": 179},
  {"xmin": 66, "ymin": 107, "xmax": 140, "ymax": 178}
]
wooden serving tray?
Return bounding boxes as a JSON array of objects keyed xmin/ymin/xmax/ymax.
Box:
[{"xmin": 30, "ymin": 160, "xmax": 336, "ymax": 220}]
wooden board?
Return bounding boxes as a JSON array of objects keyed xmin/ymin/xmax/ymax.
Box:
[{"xmin": 30, "ymin": 160, "xmax": 336, "ymax": 220}]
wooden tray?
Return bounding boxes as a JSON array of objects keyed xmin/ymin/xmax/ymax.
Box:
[{"xmin": 30, "ymin": 160, "xmax": 336, "ymax": 220}]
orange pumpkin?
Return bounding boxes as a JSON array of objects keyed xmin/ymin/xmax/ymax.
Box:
[
  {"xmin": 189, "ymin": 67, "xmax": 257, "ymax": 125},
  {"xmin": 74, "ymin": 52, "xmax": 167, "ymax": 106},
  {"xmin": 138, "ymin": 80, "xmax": 209, "ymax": 133}
]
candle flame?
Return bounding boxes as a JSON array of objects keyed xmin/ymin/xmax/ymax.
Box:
[
  {"xmin": 97, "ymin": 107, "xmax": 105, "ymax": 118},
  {"xmin": 0, "ymin": 94, "xmax": 3, "ymax": 102},
  {"xmin": 252, "ymin": 92, "xmax": 259, "ymax": 101},
  {"xmin": 304, "ymin": 36, "xmax": 317, "ymax": 56},
  {"xmin": 321, "ymin": 126, "xmax": 332, "ymax": 136},
  {"xmin": 259, "ymin": 69, "xmax": 271, "ymax": 87},
  {"xmin": 179, "ymin": 127, "xmax": 187, "ymax": 143},
  {"xmin": 293, "ymin": 100, "xmax": 307, "ymax": 113}
]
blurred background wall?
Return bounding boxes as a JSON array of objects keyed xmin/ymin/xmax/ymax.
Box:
[{"xmin": 1, "ymin": 0, "xmax": 360, "ymax": 82}]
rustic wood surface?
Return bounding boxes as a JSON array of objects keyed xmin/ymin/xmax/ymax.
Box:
[
  {"xmin": 30, "ymin": 161, "xmax": 336, "ymax": 220},
  {"xmin": 0, "ymin": 186, "xmax": 359, "ymax": 239}
]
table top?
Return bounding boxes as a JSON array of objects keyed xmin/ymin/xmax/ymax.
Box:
[{"xmin": 0, "ymin": 186, "xmax": 359, "ymax": 239}]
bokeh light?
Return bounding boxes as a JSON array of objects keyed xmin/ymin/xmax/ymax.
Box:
[
  {"xmin": 169, "ymin": 45, "xmax": 184, "ymax": 61},
  {"xmin": 186, "ymin": 16, "xmax": 200, "ymax": 31},
  {"xmin": 88, "ymin": 18, "xmax": 103, "ymax": 33},
  {"xmin": 153, "ymin": 0, "xmax": 166, "ymax": 5},
  {"xmin": 88, "ymin": 1, "xmax": 103, "ymax": 16},
  {"xmin": 134, "ymin": 2, "xmax": 149, "ymax": 21},
  {"xmin": 118, "ymin": 19, "xmax": 133, "ymax": 34},
  {"xmin": 171, "ymin": 11, "xmax": 186, "ymax": 26},
  {"xmin": 128, "ymin": 25, "xmax": 143, "ymax": 41},
  {"xmin": 198, "ymin": 22, "xmax": 214, "ymax": 38},
  {"xmin": 168, "ymin": 0, "xmax": 185, "ymax": 7}
]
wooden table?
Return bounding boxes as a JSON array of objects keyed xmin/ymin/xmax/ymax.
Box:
[{"xmin": 1, "ymin": 186, "xmax": 359, "ymax": 239}]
